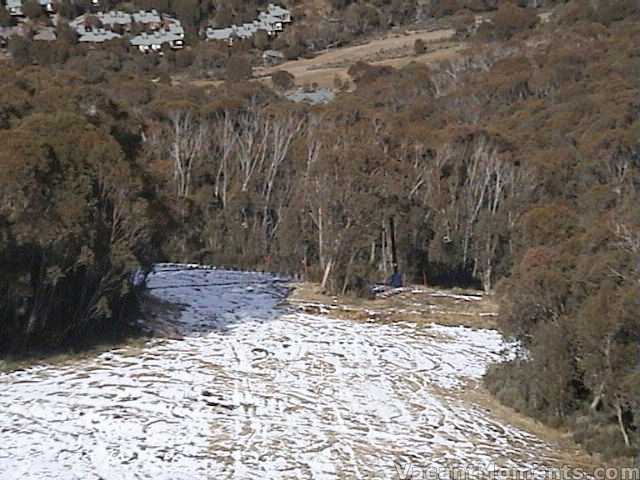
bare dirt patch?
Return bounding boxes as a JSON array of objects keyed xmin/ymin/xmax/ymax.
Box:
[{"xmin": 256, "ymin": 28, "xmax": 462, "ymax": 89}]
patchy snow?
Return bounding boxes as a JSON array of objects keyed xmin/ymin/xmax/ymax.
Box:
[
  {"xmin": 1, "ymin": 264, "xmax": 577, "ymax": 479},
  {"xmin": 428, "ymin": 291, "xmax": 484, "ymax": 302}
]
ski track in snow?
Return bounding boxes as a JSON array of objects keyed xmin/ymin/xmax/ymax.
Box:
[{"xmin": 1, "ymin": 264, "xmax": 569, "ymax": 479}]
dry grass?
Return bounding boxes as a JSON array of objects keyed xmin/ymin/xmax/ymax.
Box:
[
  {"xmin": 255, "ymin": 28, "xmax": 461, "ymax": 89},
  {"xmin": 287, "ymin": 281, "xmax": 499, "ymax": 329},
  {"xmin": 0, "ymin": 335, "xmax": 151, "ymax": 374},
  {"xmin": 466, "ymin": 385, "xmax": 637, "ymax": 476},
  {"xmin": 0, "ymin": 293, "xmax": 183, "ymax": 374},
  {"xmin": 183, "ymin": 27, "xmax": 462, "ymax": 92},
  {"xmin": 462, "ymin": 382, "xmax": 600, "ymax": 472}
]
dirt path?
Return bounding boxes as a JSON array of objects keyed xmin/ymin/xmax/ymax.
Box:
[
  {"xmin": 256, "ymin": 28, "xmax": 461, "ymax": 89},
  {"xmin": 0, "ymin": 265, "xmax": 595, "ymax": 479}
]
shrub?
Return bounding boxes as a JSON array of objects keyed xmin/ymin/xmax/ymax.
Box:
[
  {"xmin": 0, "ymin": 5, "xmax": 12, "ymax": 27},
  {"xmin": 253, "ymin": 30, "xmax": 270, "ymax": 51},
  {"xmin": 225, "ymin": 55, "xmax": 252, "ymax": 82},
  {"xmin": 22, "ymin": 0, "xmax": 44, "ymax": 19},
  {"xmin": 271, "ymin": 70, "xmax": 295, "ymax": 91},
  {"xmin": 8, "ymin": 36, "xmax": 32, "ymax": 67},
  {"xmin": 492, "ymin": 3, "xmax": 538, "ymax": 39}
]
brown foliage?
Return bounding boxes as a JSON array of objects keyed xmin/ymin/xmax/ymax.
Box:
[
  {"xmin": 271, "ymin": 70, "xmax": 295, "ymax": 91},
  {"xmin": 0, "ymin": 0, "xmax": 638, "ymax": 458},
  {"xmin": 224, "ymin": 54, "xmax": 252, "ymax": 81},
  {"xmin": 489, "ymin": 3, "xmax": 538, "ymax": 40}
]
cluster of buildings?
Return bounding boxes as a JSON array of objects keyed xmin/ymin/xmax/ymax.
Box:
[
  {"xmin": 2, "ymin": 0, "xmax": 185, "ymax": 52},
  {"xmin": 1, "ymin": 0, "xmax": 56, "ymax": 46},
  {"xmin": 1, "ymin": 1, "xmax": 292, "ymax": 54},
  {"xmin": 5, "ymin": 0, "xmax": 55, "ymax": 17},
  {"xmin": 70, "ymin": 10, "xmax": 185, "ymax": 52},
  {"xmin": 205, "ymin": 4, "xmax": 292, "ymax": 44}
]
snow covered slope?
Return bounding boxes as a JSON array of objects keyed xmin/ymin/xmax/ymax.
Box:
[{"xmin": 0, "ymin": 264, "xmax": 578, "ymax": 479}]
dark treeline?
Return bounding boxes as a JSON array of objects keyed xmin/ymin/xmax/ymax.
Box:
[{"xmin": 0, "ymin": 0, "xmax": 638, "ymax": 460}]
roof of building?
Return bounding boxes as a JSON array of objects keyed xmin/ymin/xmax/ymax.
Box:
[
  {"xmin": 5, "ymin": 0, "xmax": 54, "ymax": 7},
  {"xmin": 263, "ymin": 49, "xmax": 284, "ymax": 58},
  {"xmin": 161, "ymin": 19, "xmax": 184, "ymax": 37},
  {"xmin": 33, "ymin": 26, "xmax": 56, "ymax": 41},
  {"xmin": 78, "ymin": 28, "xmax": 121, "ymax": 42},
  {"xmin": 205, "ymin": 26, "xmax": 234, "ymax": 41},
  {"xmin": 253, "ymin": 19, "xmax": 271, "ymax": 30},
  {"xmin": 71, "ymin": 10, "xmax": 184, "ymax": 43},
  {"xmin": 266, "ymin": 4, "xmax": 291, "ymax": 19},
  {"xmin": 132, "ymin": 10, "xmax": 161, "ymax": 24},
  {"xmin": 286, "ymin": 88, "xmax": 335, "ymax": 105},
  {"xmin": 258, "ymin": 12, "xmax": 283, "ymax": 26},
  {"xmin": 99, "ymin": 10, "xmax": 132, "ymax": 26},
  {"xmin": 129, "ymin": 30, "xmax": 180, "ymax": 46},
  {"xmin": 0, "ymin": 26, "xmax": 23, "ymax": 38},
  {"xmin": 236, "ymin": 26, "xmax": 248, "ymax": 37},
  {"xmin": 70, "ymin": 14, "xmax": 99, "ymax": 31},
  {"xmin": 243, "ymin": 22, "xmax": 259, "ymax": 33},
  {"xmin": 205, "ymin": 4, "xmax": 290, "ymax": 42}
]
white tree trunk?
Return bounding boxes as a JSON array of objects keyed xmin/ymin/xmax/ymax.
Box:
[
  {"xmin": 616, "ymin": 399, "xmax": 631, "ymax": 448},
  {"xmin": 321, "ymin": 258, "xmax": 333, "ymax": 291}
]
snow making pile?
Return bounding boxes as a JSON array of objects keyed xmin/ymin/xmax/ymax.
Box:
[{"xmin": 1, "ymin": 264, "xmax": 573, "ymax": 479}]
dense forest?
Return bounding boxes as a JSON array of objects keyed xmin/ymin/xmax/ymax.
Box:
[{"xmin": 0, "ymin": 0, "xmax": 638, "ymax": 462}]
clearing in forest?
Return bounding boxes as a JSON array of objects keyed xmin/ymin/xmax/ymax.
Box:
[
  {"xmin": 0, "ymin": 265, "xmax": 596, "ymax": 479},
  {"xmin": 187, "ymin": 27, "xmax": 462, "ymax": 91},
  {"xmin": 256, "ymin": 28, "xmax": 462, "ymax": 89}
]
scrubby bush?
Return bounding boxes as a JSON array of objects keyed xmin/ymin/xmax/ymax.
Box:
[
  {"xmin": 225, "ymin": 54, "xmax": 252, "ymax": 81},
  {"xmin": 271, "ymin": 70, "xmax": 295, "ymax": 91},
  {"xmin": 22, "ymin": 0, "xmax": 44, "ymax": 19},
  {"xmin": 0, "ymin": 5, "xmax": 12, "ymax": 26},
  {"xmin": 497, "ymin": 3, "xmax": 538, "ymax": 34}
]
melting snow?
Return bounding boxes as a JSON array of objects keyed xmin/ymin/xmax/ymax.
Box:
[{"xmin": 1, "ymin": 264, "xmax": 575, "ymax": 479}]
